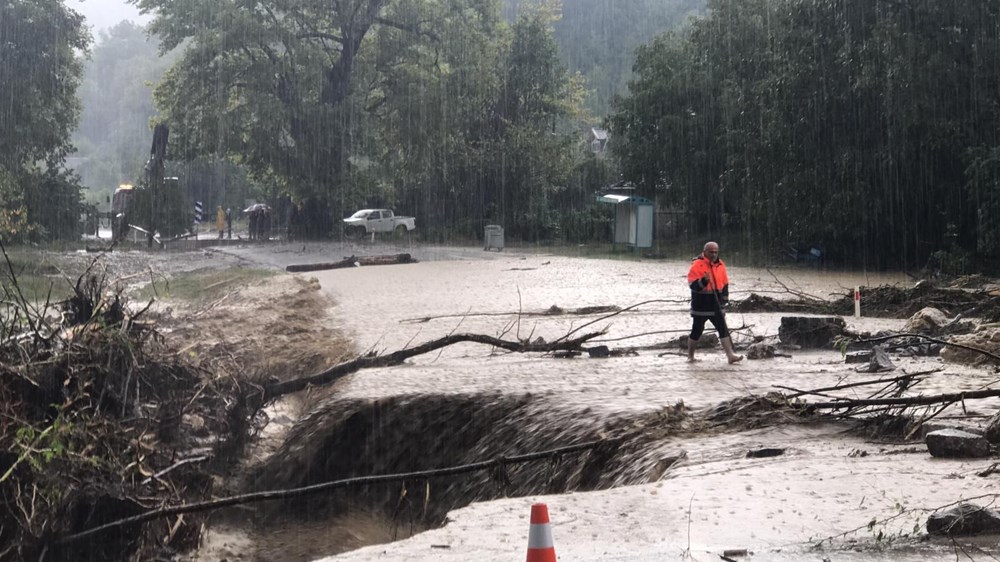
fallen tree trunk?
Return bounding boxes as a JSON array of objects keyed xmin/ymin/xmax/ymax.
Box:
[
  {"xmin": 285, "ymin": 253, "xmax": 413, "ymax": 272},
  {"xmin": 262, "ymin": 330, "xmax": 605, "ymax": 401}
]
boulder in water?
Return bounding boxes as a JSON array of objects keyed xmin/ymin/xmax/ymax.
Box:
[
  {"xmin": 925, "ymin": 428, "xmax": 991, "ymax": 458},
  {"xmin": 927, "ymin": 503, "xmax": 1000, "ymax": 536},
  {"xmin": 855, "ymin": 346, "xmax": 895, "ymax": 373},
  {"xmin": 902, "ymin": 307, "xmax": 950, "ymax": 334},
  {"xmin": 778, "ymin": 316, "xmax": 846, "ymax": 348}
]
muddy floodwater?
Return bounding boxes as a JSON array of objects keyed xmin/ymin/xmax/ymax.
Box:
[{"xmin": 220, "ymin": 242, "xmax": 1000, "ymax": 561}]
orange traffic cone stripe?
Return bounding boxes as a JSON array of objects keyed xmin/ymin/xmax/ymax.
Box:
[{"xmin": 526, "ymin": 503, "xmax": 557, "ymax": 562}]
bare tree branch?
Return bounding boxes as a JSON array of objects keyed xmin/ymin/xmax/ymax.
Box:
[
  {"xmin": 804, "ymin": 388, "xmax": 1000, "ymax": 410},
  {"xmin": 297, "ymin": 31, "xmax": 345, "ymax": 43},
  {"xmin": 54, "ymin": 438, "xmax": 615, "ymax": 545},
  {"xmin": 374, "ymin": 16, "xmax": 440, "ymax": 41},
  {"xmin": 262, "ymin": 330, "xmax": 605, "ymax": 401},
  {"xmin": 776, "ymin": 371, "xmax": 940, "ymax": 399},
  {"xmin": 551, "ymin": 299, "xmax": 677, "ymax": 346},
  {"xmin": 765, "ymin": 267, "xmax": 824, "ymax": 301}
]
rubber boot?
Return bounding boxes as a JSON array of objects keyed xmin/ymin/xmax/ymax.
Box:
[
  {"xmin": 720, "ymin": 336, "xmax": 743, "ymax": 364},
  {"xmin": 687, "ymin": 338, "xmax": 699, "ymax": 362}
]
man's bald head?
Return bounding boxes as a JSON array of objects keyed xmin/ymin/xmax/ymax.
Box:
[{"xmin": 703, "ymin": 241, "xmax": 719, "ymax": 262}]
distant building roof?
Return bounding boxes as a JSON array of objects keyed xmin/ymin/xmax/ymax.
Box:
[
  {"xmin": 591, "ymin": 127, "xmax": 609, "ymax": 141},
  {"xmin": 596, "ymin": 194, "xmax": 652, "ymax": 205}
]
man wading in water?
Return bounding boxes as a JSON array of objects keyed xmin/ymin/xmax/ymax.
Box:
[{"xmin": 687, "ymin": 241, "xmax": 743, "ymax": 363}]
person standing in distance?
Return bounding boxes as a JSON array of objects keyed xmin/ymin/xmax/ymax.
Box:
[
  {"xmin": 687, "ymin": 241, "xmax": 743, "ymax": 363},
  {"xmin": 216, "ymin": 205, "xmax": 226, "ymax": 240}
]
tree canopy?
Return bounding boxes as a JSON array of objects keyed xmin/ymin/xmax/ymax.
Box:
[
  {"xmin": 0, "ymin": 0, "xmax": 90, "ymax": 241},
  {"xmin": 134, "ymin": 0, "xmax": 592, "ymax": 238},
  {"xmin": 611, "ymin": 0, "xmax": 1000, "ymax": 271}
]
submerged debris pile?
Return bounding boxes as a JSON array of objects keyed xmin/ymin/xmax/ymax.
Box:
[
  {"xmin": 733, "ymin": 283, "xmax": 991, "ymax": 319},
  {"xmin": 0, "ymin": 255, "xmax": 252, "ymax": 561},
  {"xmin": 703, "ymin": 393, "xmax": 808, "ymax": 429}
]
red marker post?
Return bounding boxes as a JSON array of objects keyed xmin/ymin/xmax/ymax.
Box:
[{"xmin": 854, "ymin": 287, "xmax": 861, "ymax": 319}]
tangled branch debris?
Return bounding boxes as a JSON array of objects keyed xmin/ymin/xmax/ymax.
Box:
[
  {"xmin": 705, "ymin": 368, "xmax": 1000, "ymax": 441},
  {"xmin": 855, "ymin": 333, "xmax": 1000, "ymax": 363},
  {"xmin": 0, "ymin": 244, "xmax": 249, "ymax": 562},
  {"xmin": 732, "ymin": 283, "xmax": 992, "ymax": 319}
]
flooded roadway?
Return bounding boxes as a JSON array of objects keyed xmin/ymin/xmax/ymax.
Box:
[{"xmin": 226, "ymin": 242, "xmax": 1000, "ymax": 561}]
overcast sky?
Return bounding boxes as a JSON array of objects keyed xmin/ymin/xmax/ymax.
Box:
[{"xmin": 70, "ymin": 0, "xmax": 151, "ymax": 36}]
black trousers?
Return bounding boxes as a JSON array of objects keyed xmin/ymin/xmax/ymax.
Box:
[{"xmin": 690, "ymin": 311, "xmax": 730, "ymax": 340}]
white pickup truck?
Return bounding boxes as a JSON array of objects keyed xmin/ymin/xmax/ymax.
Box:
[{"xmin": 343, "ymin": 209, "xmax": 416, "ymax": 237}]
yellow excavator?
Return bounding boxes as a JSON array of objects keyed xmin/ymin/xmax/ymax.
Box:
[
  {"xmin": 110, "ymin": 183, "xmax": 134, "ymax": 241},
  {"xmin": 110, "ymin": 124, "xmax": 169, "ymax": 246}
]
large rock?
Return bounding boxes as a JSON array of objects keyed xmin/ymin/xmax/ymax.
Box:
[
  {"xmin": 927, "ymin": 503, "xmax": 1000, "ymax": 536},
  {"xmin": 902, "ymin": 307, "xmax": 950, "ymax": 334},
  {"xmin": 921, "ymin": 422, "xmax": 983, "ymax": 440},
  {"xmin": 778, "ymin": 316, "xmax": 846, "ymax": 348},
  {"xmin": 925, "ymin": 428, "xmax": 991, "ymax": 458},
  {"xmin": 855, "ymin": 346, "xmax": 895, "ymax": 373}
]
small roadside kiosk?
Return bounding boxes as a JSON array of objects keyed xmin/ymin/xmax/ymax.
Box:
[{"xmin": 597, "ymin": 193, "xmax": 654, "ymax": 249}]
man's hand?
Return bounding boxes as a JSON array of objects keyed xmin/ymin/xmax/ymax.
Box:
[{"xmin": 701, "ymin": 272, "xmax": 710, "ymax": 285}]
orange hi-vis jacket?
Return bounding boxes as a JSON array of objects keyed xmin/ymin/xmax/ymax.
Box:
[{"xmin": 687, "ymin": 254, "xmax": 730, "ymax": 317}]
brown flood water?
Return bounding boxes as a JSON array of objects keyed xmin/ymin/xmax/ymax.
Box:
[{"xmin": 225, "ymin": 243, "xmax": 1000, "ymax": 561}]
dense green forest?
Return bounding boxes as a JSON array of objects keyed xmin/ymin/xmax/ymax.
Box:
[
  {"xmin": 611, "ymin": 0, "xmax": 1000, "ymax": 271},
  {"xmin": 135, "ymin": 0, "xmax": 617, "ymax": 239}
]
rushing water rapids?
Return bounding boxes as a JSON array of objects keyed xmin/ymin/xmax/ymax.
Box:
[{"xmin": 185, "ymin": 243, "xmax": 1000, "ymax": 562}]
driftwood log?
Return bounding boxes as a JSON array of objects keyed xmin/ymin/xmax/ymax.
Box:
[{"xmin": 285, "ymin": 253, "xmax": 414, "ymax": 272}]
